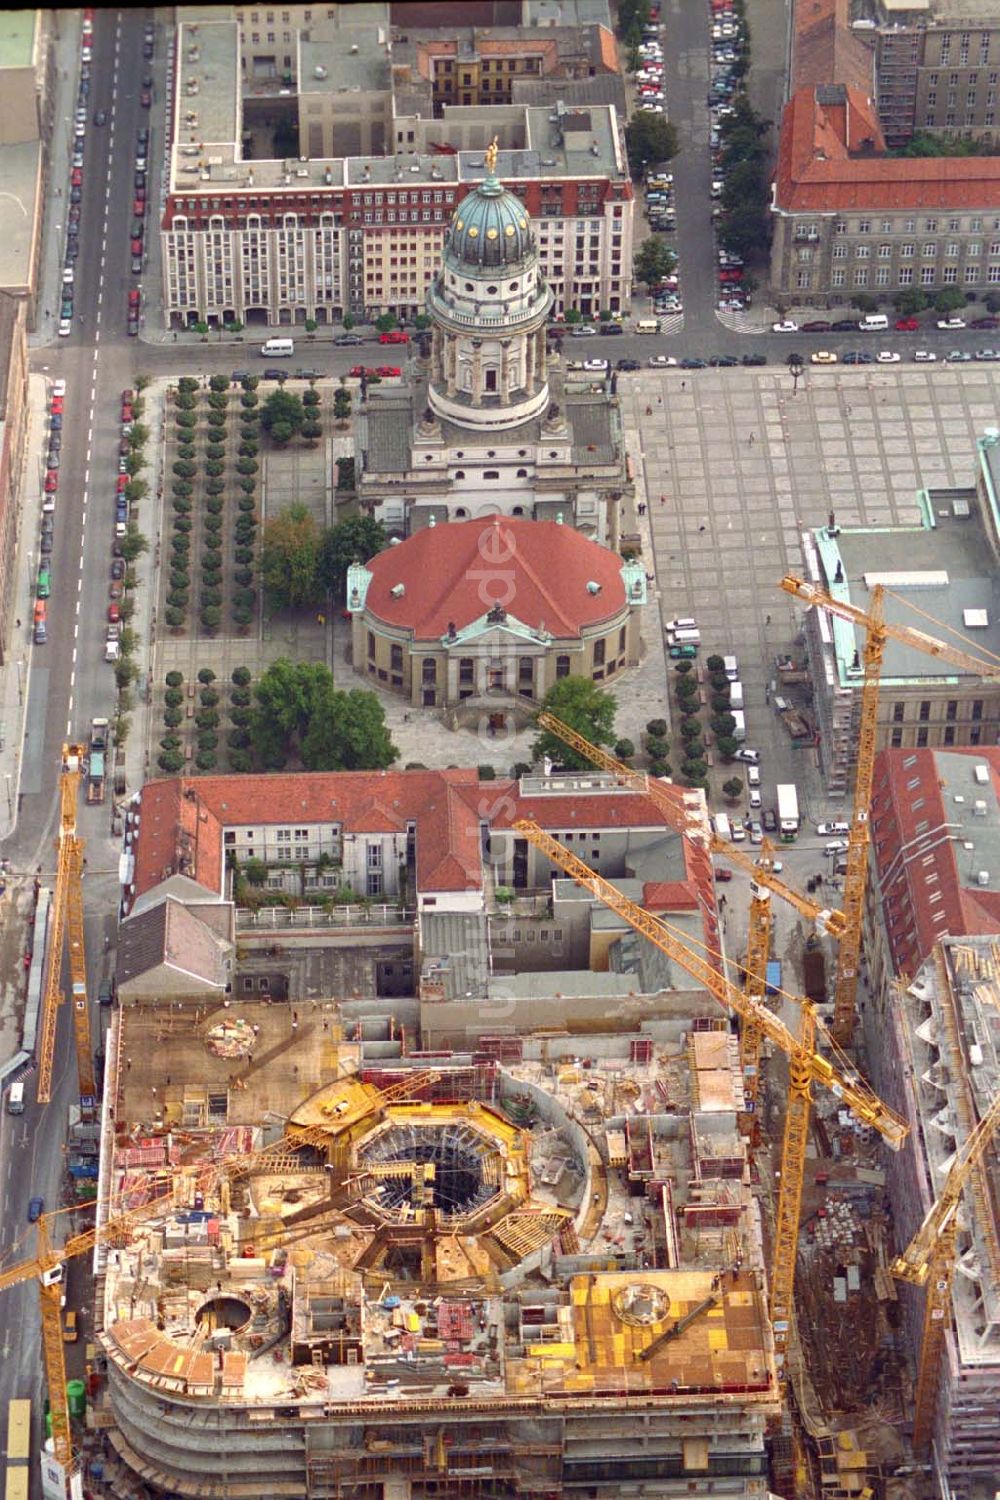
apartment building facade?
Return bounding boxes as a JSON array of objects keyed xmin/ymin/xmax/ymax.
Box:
[
  {"xmin": 794, "ymin": 497, "xmax": 1000, "ymax": 795},
  {"xmin": 162, "ymin": 18, "xmax": 632, "ymax": 326},
  {"xmin": 865, "ymin": 2, "xmax": 1000, "ymax": 146},
  {"xmin": 770, "ymin": 83, "xmax": 1000, "ymax": 301}
]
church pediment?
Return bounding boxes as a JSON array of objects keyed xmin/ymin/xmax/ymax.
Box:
[{"xmin": 441, "ymin": 610, "xmax": 552, "ymax": 648}]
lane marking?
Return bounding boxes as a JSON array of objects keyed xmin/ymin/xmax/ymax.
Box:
[{"xmin": 72, "ymin": 648, "xmax": 77, "ymax": 665}]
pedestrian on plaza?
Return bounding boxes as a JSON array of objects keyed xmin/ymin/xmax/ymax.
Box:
[
  {"xmin": 660, "ymin": 494, "xmax": 666, "ymax": 505},
  {"xmin": 680, "ymin": 381, "xmax": 685, "ymax": 390},
  {"xmin": 748, "ymin": 432, "xmax": 755, "ymax": 446},
  {"xmin": 765, "ymin": 614, "xmax": 771, "ymax": 625}
]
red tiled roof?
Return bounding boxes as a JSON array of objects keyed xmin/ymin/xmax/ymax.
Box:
[
  {"xmin": 362, "ymin": 517, "xmax": 627, "ymax": 639},
  {"xmin": 642, "ymin": 881, "xmax": 699, "ymax": 911},
  {"xmin": 774, "ymin": 85, "xmax": 1000, "ymax": 213},
  {"xmin": 791, "ymin": 0, "xmax": 874, "ymax": 98},
  {"xmin": 129, "ymin": 769, "xmax": 673, "ymax": 910},
  {"xmin": 871, "ymin": 747, "xmax": 1000, "ymax": 975}
]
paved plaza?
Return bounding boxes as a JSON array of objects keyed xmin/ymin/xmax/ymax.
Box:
[{"xmin": 622, "ymin": 364, "xmax": 1000, "ymax": 823}]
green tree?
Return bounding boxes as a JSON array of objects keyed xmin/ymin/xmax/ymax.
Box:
[
  {"xmin": 374, "ymin": 312, "xmax": 398, "ymax": 334},
  {"xmin": 893, "ymin": 287, "xmax": 929, "ymax": 316},
  {"xmin": 317, "ymin": 513, "xmax": 387, "ymax": 598},
  {"xmin": 532, "ymin": 678, "xmax": 616, "ymax": 768},
  {"xmin": 634, "ymin": 239, "xmax": 677, "ymax": 293},
  {"xmin": 301, "ymin": 684, "xmax": 398, "ymax": 771},
  {"xmin": 721, "ymin": 160, "xmax": 768, "ymax": 213},
  {"xmin": 125, "ymin": 478, "xmax": 149, "ymax": 505},
  {"xmin": 717, "ymin": 201, "xmax": 771, "ymax": 259},
  {"xmin": 119, "ymin": 523, "xmax": 148, "ymax": 564},
  {"xmin": 722, "ymin": 776, "xmax": 744, "ymax": 800},
  {"xmin": 625, "ymin": 112, "xmax": 679, "ymax": 177},
  {"xmin": 260, "ymin": 388, "xmax": 305, "ymax": 440},
  {"xmin": 262, "ymin": 503, "xmax": 321, "ymax": 612},
  {"xmin": 851, "ymin": 292, "xmax": 878, "ymax": 314},
  {"xmin": 934, "ymin": 285, "xmax": 967, "ymax": 315}
]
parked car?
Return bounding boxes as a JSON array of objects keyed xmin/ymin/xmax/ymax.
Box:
[
  {"xmin": 876, "ymin": 350, "xmax": 901, "ymax": 363},
  {"xmin": 913, "ymin": 350, "xmax": 937, "ymax": 362},
  {"xmin": 28, "ymin": 1197, "xmax": 44, "ymax": 1223},
  {"xmin": 379, "ymin": 330, "xmax": 409, "ymax": 345},
  {"xmin": 734, "ymin": 748, "xmax": 760, "ymax": 764},
  {"xmin": 333, "ymin": 333, "xmax": 363, "ymax": 346},
  {"xmin": 772, "ymin": 320, "xmax": 799, "ymax": 333},
  {"xmin": 817, "ymin": 821, "xmax": 850, "ymax": 836},
  {"xmin": 801, "ymin": 320, "xmax": 831, "ymax": 333},
  {"xmin": 970, "ymin": 316, "xmax": 999, "ymax": 330},
  {"xmin": 810, "ymin": 350, "xmax": 837, "ymax": 364},
  {"xmin": 937, "ymin": 316, "xmax": 966, "ymax": 330},
  {"xmin": 894, "ymin": 317, "xmax": 920, "ymax": 331},
  {"xmin": 762, "ymin": 808, "xmax": 777, "ymax": 833}
]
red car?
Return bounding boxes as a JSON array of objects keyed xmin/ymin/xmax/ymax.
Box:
[
  {"xmin": 128, "ymin": 289, "xmax": 140, "ymax": 308},
  {"xmin": 132, "ymin": 197, "xmax": 145, "ymax": 217},
  {"xmin": 116, "ymin": 474, "xmax": 128, "ymax": 493},
  {"xmin": 71, "ymin": 167, "xmax": 83, "ymax": 187},
  {"xmin": 121, "ymin": 404, "xmax": 133, "ymax": 424},
  {"xmin": 377, "ymin": 365, "xmax": 402, "ymax": 377},
  {"xmin": 109, "ymin": 580, "xmax": 123, "ymax": 600},
  {"xmin": 349, "ymin": 365, "xmax": 372, "ymax": 377},
  {"xmin": 379, "ymin": 330, "xmax": 410, "ymax": 345},
  {"xmin": 50, "ymin": 395, "xmax": 64, "ymax": 415},
  {"xmin": 895, "ymin": 317, "xmax": 920, "ymax": 331},
  {"xmin": 107, "ymin": 602, "xmax": 120, "ymax": 623},
  {"xmin": 44, "ymin": 472, "xmax": 58, "ymax": 492},
  {"xmin": 140, "ymin": 90, "xmax": 151, "ymax": 108},
  {"xmin": 130, "ymin": 237, "xmax": 142, "ymax": 256},
  {"xmin": 122, "ymin": 388, "xmax": 134, "ymax": 403}
]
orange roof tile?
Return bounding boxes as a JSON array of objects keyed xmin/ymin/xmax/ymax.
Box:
[
  {"xmin": 791, "ymin": 0, "xmax": 874, "ymax": 97},
  {"xmin": 642, "ymin": 881, "xmax": 699, "ymax": 911},
  {"xmin": 774, "ymin": 85, "xmax": 1000, "ymax": 213},
  {"xmin": 363, "ymin": 517, "xmax": 627, "ymax": 639}
]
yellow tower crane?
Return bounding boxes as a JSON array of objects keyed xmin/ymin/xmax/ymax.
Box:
[
  {"xmin": 780, "ymin": 575, "xmax": 1000, "ymax": 1044},
  {"xmin": 534, "ymin": 712, "xmax": 846, "ymax": 1117},
  {"xmin": 0, "ymin": 1186, "xmax": 182, "ymax": 1476},
  {"xmin": 38, "ymin": 745, "xmax": 95, "ymax": 1103},
  {"xmin": 891, "ymin": 1085, "xmax": 1000, "ymax": 1453},
  {"xmin": 511, "ymin": 818, "xmax": 908, "ymax": 1373}
]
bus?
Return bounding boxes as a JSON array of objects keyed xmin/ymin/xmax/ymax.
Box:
[{"xmin": 5, "ymin": 1398, "xmax": 30, "ymax": 1500}]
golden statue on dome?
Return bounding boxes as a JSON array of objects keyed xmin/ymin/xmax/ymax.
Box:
[{"xmin": 484, "ymin": 136, "xmax": 499, "ymax": 175}]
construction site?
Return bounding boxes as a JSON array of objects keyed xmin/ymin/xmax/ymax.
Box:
[{"xmin": 8, "ymin": 558, "xmax": 1000, "ymax": 1500}]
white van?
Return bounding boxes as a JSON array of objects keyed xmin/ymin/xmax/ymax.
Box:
[
  {"xmin": 666, "ymin": 617, "xmax": 697, "ymax": 632},
  {"xmin": 731, "ymin": 709, "xmax": 747, "ymax": 742},
  {"xmin": 723, "ymin": 655, "xmax": 738, "ymax": 682},
  {"xmin": 729, "ymin": 680, "xmax": 744, "ymax": 710},
  {"xmin": 858, "ymin": 314, "xmax": 888, "ymax": 331},
  {"xmin": 669, "ymin": 628, "xmax": 702, "ymax": 646},
  {"xmin": 747, "ymin": 764, "xmax": 761, "ymax": 788},
  {"xmin": 261, "ymin": 337, "xmax": 294, "ymax": 357},
  {"xmin": 635, "ymin": 318, "xmax": 661, "ymax": 334},
  {"xmin": 713, "ymin": 812, "xmax": 731, "ymax": 841},
  {"xmin": 7, "ymin": 1080, "xmax": 24, "ymax": 1114}
]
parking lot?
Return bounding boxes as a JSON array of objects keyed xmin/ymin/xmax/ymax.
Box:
[{"xmin": 623, "ymin": 361, "xmax": 1000, "ymax": 827}]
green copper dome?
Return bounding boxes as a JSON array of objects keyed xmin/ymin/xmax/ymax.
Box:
[{"xmin": 447, "ymin": 142, "xmax": 533, "ymax": 270}]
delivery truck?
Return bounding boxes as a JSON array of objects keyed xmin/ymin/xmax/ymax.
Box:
[{"xmin": 776, "ymin": 784, "xmax": 799, "ymax": 840}]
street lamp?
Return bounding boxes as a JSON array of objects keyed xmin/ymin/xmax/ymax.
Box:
[
  {"xmin": 16, "ymin": 658, "xmax": 24, "ymax": 705},
  {"xmin": 4, "ymin": 774, "xmax": 12, "ymax": 821},
  {"xmin": 787, "ymin": 351, "xmax": 804, "ymax": 396}
]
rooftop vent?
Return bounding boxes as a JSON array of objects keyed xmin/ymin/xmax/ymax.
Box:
[
  {"xmin": 390, "ymin": 583, "xmax": 405, "ymax": 597},
  {"xmin": 314, "ymin": 65, "xmax": 327, "ymax": 78},
  {"xmin": 586, "ymin": 580, "xmax": 601, "ymax": 594},
  {"xmin": 963, "ymin": 608, "xmax": 989, "ymax": 628},
  {"xmin": 978, "ymin": 870, "xmax": 991, "ymax": 886}
]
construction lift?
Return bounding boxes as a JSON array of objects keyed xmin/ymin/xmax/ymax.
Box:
[
  {"xmin": 890, "ymin": 1085, "xmax": 1000, "ymax": 1453},
  {"xmin": 510, "ymin": 818, "xmax": 908, "ymax": 1374},
  {"xmin": 534, "ymin": 713, "xmax": 846, "ymax": 1118},
  {"xmin": 38, "ymin": 744, "xmax": 95, "ymax": 1104},
  {"xmin": 780, "ymin": 575, "xmax": 1000, "ymax": 1044}
]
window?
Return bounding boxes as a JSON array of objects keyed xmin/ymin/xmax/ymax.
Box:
[
  {"xmin": 968, "ymin": 241, "xmax": 981, "ymax": 257},
  {"xmin": 831, "ymin": 268, "xmax": 846, "ymax": 287},
  {"xmin": 946, "ymin": 240, "xmax": 960, "ymax": 257},
  {"xmin": 881, "ymin": 219, "xmax": 893, "ymax": 234},
  {"xmin": 946, "ymin": 700, "xmax": 958, "ymax": 721},
  {"xmin": 925, "ymin": 218, "xmax": 938, "ymax": 231},
  {"xmin": 390, "ymin": 643, "xmax": 403, "ymax": 672},
  {"xmin": 832, "ymin": 243, "xmax": 848, "ymax": 259},
  {"xmin": 921, "ymin": 266, "xmax": 936, "ymax": 284},
  {"xmin": 858, "ymin": 218, "xmax": 871, "ymax": 233},
  {"xmin": 898, "ymin": 267, "xmax": 913, "ymax": 285},
  {"xmin": 891, "ymin": 728, "xmax": 903, "ymax": 748},
  {"xmin": 855, "ymin": 244, "xmax": 870, "ymax": 259},
  {"xmin": 593, "ymin": 639, "xmax": 606, "ymax": 667},
  {"xmin": 943, "ymin": 725, "xmax": 956, "ymax": 745},
  {"xmin": 556, "ymin": 655, "xmax": 570, "ymax": 679},
  {"xmin": 854, "ymin": 268, "xmax": 869, "ymax": 286},
  {"xmin": 459, "ymin": 658, "xmax": 474, "ymax": 685},
  {"xmin": 922, "ymin": 242, "xmax": 938, "ymax": 257},
  {"xmin": 918, "ymin": 700, "xmax": 931, "ymax": 722},
  {"xmin": 876, "ymin": 267, "xmax": 890, "ymax": 285},
  {"xmin": 878, "ymin": 243, "xmax": 892, "ymax": 258},
  {"xmin": 892, "ymin": 702, "xmax": 905, "ymax": 723},
  {"xmin": 916, "ymin": 727, "xmax": 929, "ymax": 747},
  {"xmin": 972, "ymin": 699, "xmax": 984, "ymax": 720},
  {"xmin": 943, "ymin": 266, "xmax": 958, "ymax": 283},
  {"xmin": 422, "ymin": 657, "xmax": 436, "ymax": 684}
]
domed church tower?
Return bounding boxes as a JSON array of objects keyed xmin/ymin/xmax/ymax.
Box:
[{"xmin": 425, "ymin": 138, "xmax": 554, "ymax": 431}]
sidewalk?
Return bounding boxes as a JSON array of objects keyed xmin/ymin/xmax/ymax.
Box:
[
  {"xmin": 29, "ymin": 13, "xmax": 83, "ymax": 352},
  {"xmin": 0, "ymin": 375, "xmax": 58, "ymax": 841}
]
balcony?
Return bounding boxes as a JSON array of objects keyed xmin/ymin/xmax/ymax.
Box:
[{"xmin": 237, "ymin": 902, "xmax": 414, "ymax": 930}]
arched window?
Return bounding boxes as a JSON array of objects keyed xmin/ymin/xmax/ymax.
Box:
[
  {"xmin": 487, "ymin": 285, "xmax": 498, "ymax": 295},
  {"xmin": 455, "ymin": 506, "xmax": 468, "ymax": 517},
  {"xmin": 455, "ymin": 470, "xmax": 466, "ymax": 479},
  {"xmin": 515, "ymin": 469, "xmax": 528, "ymax": 478}
]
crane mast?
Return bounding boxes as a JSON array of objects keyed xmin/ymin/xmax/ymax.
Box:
[
  {"xmin": 39, "ymin": 745, "xmax": 95, "ymax": 1102},
  {"xmin": 780, "ymin": 574, "xmax": 1000, "ymax": 1042},
  {"xmin": 511, "ymin": 819, "xmax": 907, "ymax": 1371},
  {"xmin": 890, "ymin": 1085, "xmax": 1000, "ymax": 1451}
]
